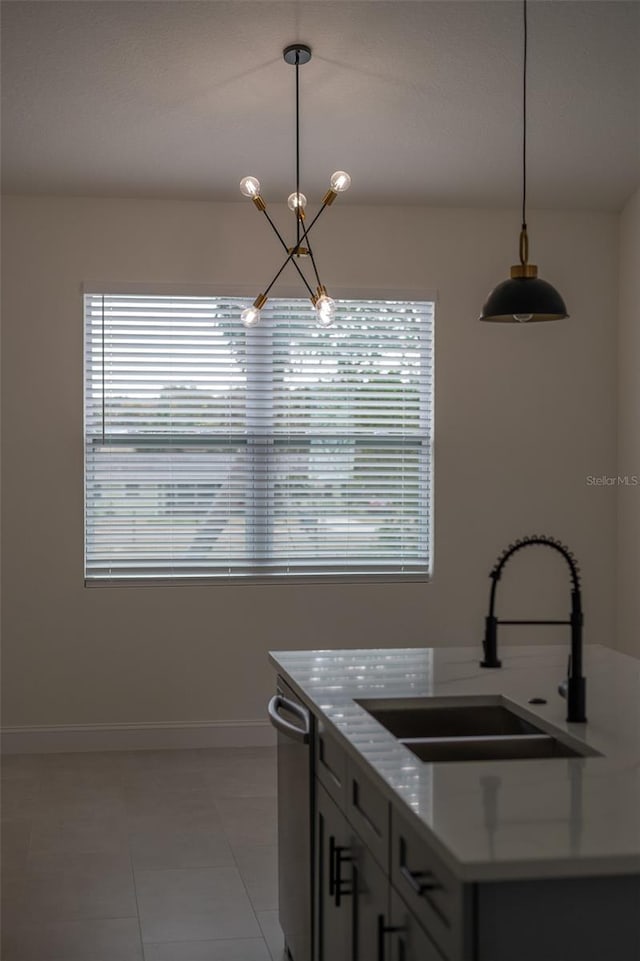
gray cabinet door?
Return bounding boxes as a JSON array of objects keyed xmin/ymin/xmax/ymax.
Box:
[
  {"xmin": 389, "ymin": 888, "xmax": 446, "ymax": 961},
  {"xmin": 351, "ymin": 830, "xmax": 389, "ymax": 961},
  {"xmin": 391, "ymin": 806, "xmax": 460, "ymax": 959},
  {"xmin": 316, "ymin": 781, "xmax": 391, "ymax": 961},
  {"xmin": 316, "ymin": 782, "xmax": 352, "ymax": 961}
]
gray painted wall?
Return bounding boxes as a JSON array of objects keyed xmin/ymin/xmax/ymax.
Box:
[{"xmin": 1, "ymin": 197, "xmax": 620, "ymax": 730}]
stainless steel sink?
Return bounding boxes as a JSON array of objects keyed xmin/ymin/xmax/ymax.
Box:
[
  {"xmin": 356, "ymin": 701, "xmax": 540, "ymax": 739},
  {"xmin": 356, "ymin": 697, "xmax": 597, "ymax": 762}
]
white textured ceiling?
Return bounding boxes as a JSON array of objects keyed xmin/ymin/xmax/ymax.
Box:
[{"xmin": 2, "ymin": 1, "xmax": 639, "ymax": 210}]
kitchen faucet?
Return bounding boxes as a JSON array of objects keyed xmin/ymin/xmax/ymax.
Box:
[{"xmin": 481, "ymin": 535, "xmax": 586, "ymax": 723}]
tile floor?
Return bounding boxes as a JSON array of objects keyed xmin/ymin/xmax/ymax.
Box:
[{"xmin": 1, "ymin": 747, "xmax": 286, "ymax": 961}]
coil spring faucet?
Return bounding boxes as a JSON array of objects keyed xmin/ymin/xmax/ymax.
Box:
[{"xmin": 481, "ymin": 536, "xmax": 586, "ymax": 723}]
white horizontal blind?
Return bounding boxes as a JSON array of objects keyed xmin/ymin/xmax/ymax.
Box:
[{"xmin": 84, "ymin": 294, "xmax": 434, "ymax": 580}]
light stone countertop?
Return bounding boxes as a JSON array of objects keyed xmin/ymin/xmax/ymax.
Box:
[{"xmin": 269, "ymin": 644, "xmax": 640, "ymax": 882}]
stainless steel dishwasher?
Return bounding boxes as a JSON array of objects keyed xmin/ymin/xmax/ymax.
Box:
[{"xmin": 268, "ymin": 678, "xmax": 314, "ymax": 961}]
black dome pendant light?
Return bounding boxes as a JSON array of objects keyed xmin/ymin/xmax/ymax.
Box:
[{"xmin": 479, "ymin": 0, "xmax": 568, "ymax": 323}]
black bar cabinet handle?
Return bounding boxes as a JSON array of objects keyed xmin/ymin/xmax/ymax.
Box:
[
  {"xmin": 334, "ymin": 846, "xmax": 353, "ymax": 906},
  {"xmin": 377, "ymin": 914, "xmax": 386, "ymax": 961},
  {"xmin": 328, "ymin": 835, "xmax": 336, "ymax": 897},
  {"xmin": 399, "ymin": 837, "xmax": 442, "ymax": 896},
  {"xmin": 399, "ymin": 863, "xmax": 441, "ymax": 896},
  {"xmin": 377, "ymin": 915, "xmax": 402, "ymax": 961}
]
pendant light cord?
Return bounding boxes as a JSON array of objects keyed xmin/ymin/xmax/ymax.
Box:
[
  {"xmin": 101, "ymin": 294, "xmax": 105, "ymax": 445},
  {"xmin": 521, "ymin": 0, "xmax": 527, "ymax": 233},
  {"xmin": 295, "ymin": 52, "xmax": 301, "ymax": 247}
]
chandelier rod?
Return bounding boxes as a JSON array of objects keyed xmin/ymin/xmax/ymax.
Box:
[
  {"xmin": 263, "ymin": 249, "xmax": 301, "ymax": 297},
  {"xmin": 305, "ymin": 234, "xmax": 323, "ymax": 290},
  {"xmin": 260, "ymin": 206, "xmax": 314, "ymax": 297},
  {"xmin": 293, "ymin": 48, "xmax": 322, "ymax": 290},
  {"xmin": 262, "ymin": 201, "xmax": 330, "ymax": 296}
]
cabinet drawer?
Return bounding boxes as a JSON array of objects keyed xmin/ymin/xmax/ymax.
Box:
[
  {"xmin": 391, "ymin": 808, "xmax": 462, "ymax": 960},
  {"xmin": 316, "ymin": 722, "xmax": 348, "ymax": 807},
  {"xmin": 347, "ymin": 758, "xmax": 390, "ymax": 872}
]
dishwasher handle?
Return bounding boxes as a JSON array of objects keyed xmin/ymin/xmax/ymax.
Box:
[{"xmin": 268, "ymin": 694, "xmax": 310, "ymax": 744}]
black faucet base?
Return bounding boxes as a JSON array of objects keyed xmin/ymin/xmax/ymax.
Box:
[
  {"xmin": 563, "ymin": 675, "xmax": 587, "ymax": 724},
  {"xmin": 481, "ymin": 615, "xmax": 501, "ymax": 668}
]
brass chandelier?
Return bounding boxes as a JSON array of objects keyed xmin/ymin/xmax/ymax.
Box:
[{"xmin": 239, "ymin": 44, "xmax": 351, "ymax": 328}]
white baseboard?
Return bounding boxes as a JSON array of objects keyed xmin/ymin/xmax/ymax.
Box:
[{"xmin": 1, "ymin": 719, "xmax": 276, "ymax": 754}]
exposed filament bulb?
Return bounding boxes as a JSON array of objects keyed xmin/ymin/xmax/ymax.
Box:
[
  {"xmin": 287, "ymin": 192, "xmax": 307, "ymax": 213},
  {"xmin": 241, "ymin": 293, "xmax": 268, "ymax": 328},
  {"xmin": 241, "ymin": 306, "xmax": 261, "ymax": 328},
  {"xmin": 240, "ymin": 176, "xmax": 261, "ymax": 198},
  {"xmin": 314, "ymin": 291, "xmax": 336, "ymax": 328},
  {"xmin": 330, "ymin": 171, "xmax": 351, "ymax": 192}
]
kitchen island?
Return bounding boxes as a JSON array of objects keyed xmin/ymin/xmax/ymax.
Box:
[{"xmin": 269, "ymin": 644, "xmax": 640, "ymax": 961}]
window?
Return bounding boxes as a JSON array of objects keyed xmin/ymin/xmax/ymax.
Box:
[{"xmin": 84, "ymin": 293, "xmax": 434, "ymax": 581}]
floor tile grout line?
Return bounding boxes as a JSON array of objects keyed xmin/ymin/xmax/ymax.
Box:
[
  {"xmin": 21, "ymin": 760, "xmax": 43, "ymax": 872},
  {"xmin": 256, "ymin": 911, "xmax": 286, "ymax": 961},
  {"xmin": 212, "ymin": 780, "xmax": 282, "ymax": 960},
  {"xmin": 128, "ymin": 827, "xmax": 147, "ymax": 960},
  {"xmin": 142, "ymin": 935, "xmax": 270, "ymax": 944},
  {"xmin": 226, "ymin": 812, "xmax": 269, "ymax": 946}
]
